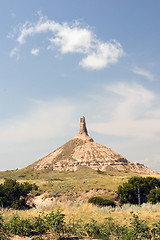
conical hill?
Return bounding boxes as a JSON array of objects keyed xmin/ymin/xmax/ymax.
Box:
[{"xmin": 30, "ymin": 117, "xmax": 156, "ymax": 174}]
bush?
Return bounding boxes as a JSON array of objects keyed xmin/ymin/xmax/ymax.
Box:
[
  {"xmin": 44, "ymin": 210, "xmax": 66, "ymax": 238},
  {"xmin": 32, "ymin": 213, "xmax": 47, "ymax": 235},
  {"xmin": 0, "ymin": 211, "xmax": 160, "ymax": 239},
  {"xmin": 148, "ymin": 188, "xmax": 160, "ymax": 204},
  {"xmin": 4, "ymin": 210, "xmax": 65, "ymax": 239},
  {"xmin": 88, "ymin": 196, "xmax": 116, "ymax": 207},
  {"xmin": 151, "ymin": 221, "xmax": 160, "ymax": 239},
  {"xmin": 117, "ymin": 176, "xmax": 160, "ymax": 205},
  {"xmin": 0, "ymin": 179, "xmax": 38, "ymax": 209},
  {"xmin": 5, "ymin": 214, "xmax": 32, "ymax": 236},
  {"xmin": 129, "ymin": 212, "xmax": 152, "ymax": 239},
  {"xmin": 0, "ymin": 214, "xmax": 5, "ymax": 240}
]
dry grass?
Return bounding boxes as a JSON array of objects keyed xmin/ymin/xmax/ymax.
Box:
[
  {"xmin": 0, "ymin": 167, "xmax": 160, "ymax": 228},
  {"xmin": 1, "ymin": 201, "xmax": 160, "ymax": 226}
]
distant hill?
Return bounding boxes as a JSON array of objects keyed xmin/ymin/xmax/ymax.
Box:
[{"xmin": 28, "ymin": 116, "xmax": 157, "ymax": 175}]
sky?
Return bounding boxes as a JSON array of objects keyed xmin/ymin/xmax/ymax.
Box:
[{"xmin": 0, "ymin": 0, "xmax": 160, "ymax": 172}]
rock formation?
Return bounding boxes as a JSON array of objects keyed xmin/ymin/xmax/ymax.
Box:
[
  {"xmin": 74, "ymin": 116, "xmax": 94, "ymax": 142},
  {"xmin": 30, "ymin": 117, "xmax": 156, "ymax": 174}
]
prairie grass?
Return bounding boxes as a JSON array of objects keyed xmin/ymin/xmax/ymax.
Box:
[
  {"xmin": 1, "ymin": 201, "xmax": 160, "ymax": 227},
  {"xmin": 1, "ymin": 167, "xmax": 158, "ymax": 199},
  {"xmin": 0, "ymin": 167, "xmax": 159, "ymax": 227}
]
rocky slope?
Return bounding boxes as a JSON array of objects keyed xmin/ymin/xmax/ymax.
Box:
[{"xmin": 30, "ymin": 117, "xmax": 156, "ymax": 174}]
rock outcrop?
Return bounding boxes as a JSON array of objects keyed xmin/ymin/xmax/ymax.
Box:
[
  {"xmin": 74, "ymin": 116, "xmax": 94, "ymax": 142},
  {"xmin": 30, "ymin": 117, "xmax": 157, "ymax": 174}
]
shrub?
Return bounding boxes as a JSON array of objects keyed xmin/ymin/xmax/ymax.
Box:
[
  {"xmin": 129, "ymin": 212, "xmax": 152, "ymax": 239},
  {"xmin": 0, "ymin": 211, "xmax": 160, "ymax": 239},
  {"xmin": 83, "ymin": 219, "xmax": 101, "ymax": 238},
  {"xmin": 151, "ymin": 221, "xmax": 160, "ymax": 239},
  {"xmin": 5, "ymin": 214, "xmax": 32, "ymax": 236},
  {"xmin": 0, "ymin": 179, "xmax": 38, "ymax": 209},
  {"xmin": 0, "ymin": 214, "xmax": 5, "ymax": 240},
  {"xmin": 148, "ymin": 188, "xmax": 160, "ymax": 204},
  {"xmin": 117, "ymin": 176, "xmax": 160, "ymax": 205},
  {"xmin": 31, "ymin": 213, "xmax": 47, "ymax": 235},
  {"xmin": 88, "ymin": 196, "xmax": 116, "ymax": 207},
  {"xmin": 44, "ymin": 209, "xmax": 66, "ymax": 238},
  {"xmin": 4, "ymin": 210, "xmax": 65, "ymax": 238}
]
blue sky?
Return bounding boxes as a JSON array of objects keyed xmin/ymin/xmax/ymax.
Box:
[{"xmin": 0, "ymin": 0, "xmax": 160, "ymax": 172}]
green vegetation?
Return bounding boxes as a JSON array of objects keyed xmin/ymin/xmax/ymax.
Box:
[
  {"xmin": 88, "ymin": 196, "xmax": 116, "ymax": 207},
  {"xmin": 0, "ymin": 167, "xmax": 159, "ymax": 238},
  {"xmin": 0, "ymin": 168, "xmax": 159, "ymax": 206},
  {"xmin": 0, "ymin": 210, "xmax": 160, "ymax": 239},
  {"xmin": 0, "ymin": 170, "xmax": 160, "ymax": 207},
  {"xmin": 0, "ymin": 179, "xmax": 38, "ymax": 209},
  {"xmin": 0, "ymin": 166, "xmax": 147, "ymax": 201},
  {"xmin": 117, "ymin": 176, "xmax": 160, "ymax": 205},
  {"xmin": 148, "ymin": 188, "xmax": 160, "ymax": 204},
  {"xmin": 0, "ymin": 210, "xmax": 65, "ymax": 239}
]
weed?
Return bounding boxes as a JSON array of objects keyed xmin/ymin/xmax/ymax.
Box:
[
  {"xmin": 129, "ymin": 212, "xmax": 152, "ymax": 239},
  {"xmin": 45, "ymin": 210, "xmax": 66, "ymax": 239},
  {"xmin": 5, "ymin": 214, "xmax": 32, "ymax": 236},
  {"xmin": 151, "ymin": 221, "xmax": 160, "ymax": 239},
  {"xmin": 32, "ymin": 213, "xmax": 47, "ymax": 235}
]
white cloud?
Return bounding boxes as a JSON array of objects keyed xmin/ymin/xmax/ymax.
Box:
[
  {"xmin": 133, "ymin": 67, "xmax": 155, "ymax": 81},
  {"xmin": 1, "ymin": 82, "xmax": 159, "ymax": 145},
  {"xmin": 31, "ymin": 48, "xmax": 40, "ymax": 56},
  {"xmin": 80, "ymin": 41, "xmax": 123, "ymax": 70},
  {"xmin": 79, "ymin": 83, "xmax": 160, "ymax": 171},
  {"xmin": 17, "ymin": 17, "xmax": 61, "ymax": 44},
  {"xmin": 89, "ymin": 82, "xmax": 160, "ymax": 141},
  {"xmin": 9, "ymin": 47, "xmax": 19, "ymax": 59},
  {"xmin": 48, "ymin": 26, "xmax": 92, "ymax": 54},
  {"xmin": 13, "ymin": 15, "xmax": 124, "ymax": 70}
]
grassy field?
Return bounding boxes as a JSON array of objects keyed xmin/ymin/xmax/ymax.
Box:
[
  {"xmin": 1, "ymin": 201, "xmax": 160, "ymax": 226},
  {"xmin": 1, "ymin": 166, "xmax": 158, "ymax": 198},
  {"xmin": 1, "ymin": 201, "xmax": 160, "ymax": 239},
  {"xmin": 0, "ymin": 166, "xmax": 159, "ymax": 201},
  {"xmin": 0, "ymin": 167, "xmax": 160, "ymax": 239}
]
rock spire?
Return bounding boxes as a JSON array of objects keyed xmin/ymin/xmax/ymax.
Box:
[
  {"xmin": 74, "ymin": 116, "xmax": 94, "ymax": 142},
  {"xmin": 79, "ymin": 116, "xmax": 88, "ymax": 135}
]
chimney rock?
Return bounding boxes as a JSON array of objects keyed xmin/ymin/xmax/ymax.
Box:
[{"xmin": 74, "ymin": 116, "xmax": 94, "ymax": 142}]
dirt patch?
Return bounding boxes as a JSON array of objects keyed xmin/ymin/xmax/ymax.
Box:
[
  {"xmin": 31, "ymin": 188, "xmax": 116, "ymax": 209},
  {"xmin": 9, "ymin": 236, "xmax": 31, "ymax": 240}
]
